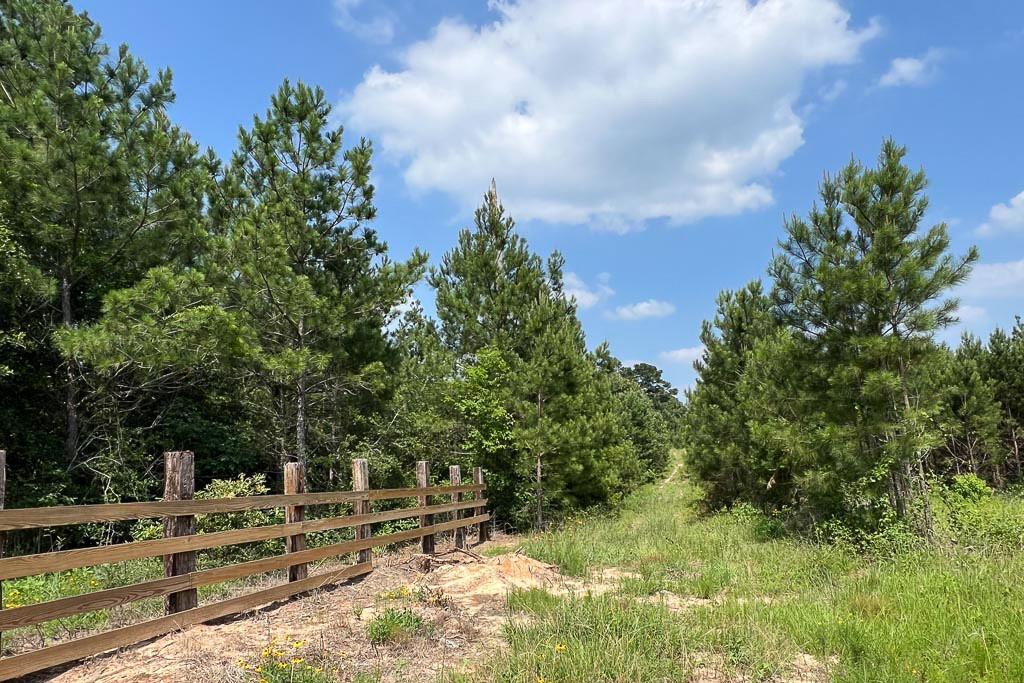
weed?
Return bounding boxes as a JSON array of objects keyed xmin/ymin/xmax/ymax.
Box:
[
  {"xmin": 239, "ymin": 637, "xmax": 333, "ymax": 683},
  {"xmin": 366, "ymin": 607, "xmax": 427, "ymax": 645}
]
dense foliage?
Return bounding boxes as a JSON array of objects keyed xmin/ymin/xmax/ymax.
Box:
[
  {"xmin": 0, "ymin": 1, "xmax": 676, "ymax": 542},
  {"xmin": 684, "ymin": 141, "xmax": 1024, "ymax": 538}
]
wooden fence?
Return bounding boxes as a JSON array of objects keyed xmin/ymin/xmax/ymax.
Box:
[{"xmin": 0, "ymin": 450, "xmax": 490, "ymax": 681}]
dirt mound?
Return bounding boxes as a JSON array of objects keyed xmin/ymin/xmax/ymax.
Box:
[
  {"xmin": 41, "ymin": 539, "xmax": 567, "ymax": 683},
  {"xmin": 425, "ymin": 551, "xmax": 573, "ymax": 611}
]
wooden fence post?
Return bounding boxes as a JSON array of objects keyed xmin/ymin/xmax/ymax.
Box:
[
  {"xmin": 450, "ymin": 465, "xmax": 465, "ymax": 549},
  {"xmin": 352, "ymin": 459, "xmax": 371, "ymax": 565},
  {"xmin": 0, "ymin": 449, "xmax": 5, "ymax": 651},
  {"xmin": 163, "ymin": 451, "xmax": 198, "ymax": 614},
  {"xmin": 284, "ymin": 461, "xmax": 307, "ymax": 582},
  {"xmin": 416, "ymin": 460, "xmax": 434, "ymax": 554},
  {"xmin": 473, "ymin": 466, "xmax": 489, "ymax": 543}
]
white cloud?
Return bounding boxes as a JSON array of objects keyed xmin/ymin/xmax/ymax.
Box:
[
  {"xmin": 343, "ymin": 0, "xmax": 878, "ymax": 228},
  {"xmin": 977, "ymin": 190, "xmax": 1024, "ymax": 236},
  {"xmin": 878, "ymin": 48, "xmax": 944, "ymax": 87},
  {"xmin": 659, "ymin": 345, "xmax": 706, "ymax": 364},
  {"xmin": 607, "ymin": 299, "xmax": 676, "ymax": 321},
  {"xmin": 564, "ymin": 271, "xmax": 614, "ymax": 309},
  {"xmin": 958, "ymin": 259, "xmax": 1024, "ymax": 300},
  {"xmin": 334, "ymin": 0, "xmax": 394, "ymax": 44},
  {"xmin": 956, "ymin": 304, "xmax": 988, "ymax": 324},
  {"xmin": 820, "ymin": 78, "xmax": 848, "ymax": 102}
]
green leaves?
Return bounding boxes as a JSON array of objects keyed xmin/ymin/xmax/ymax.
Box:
[{"xmin": 688, "ymin": 140, "xmax": 982, "ymax": 532}]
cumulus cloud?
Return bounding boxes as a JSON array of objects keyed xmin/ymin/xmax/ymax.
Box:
[
  {"xmin": 343, "ymin": 0, "xmax": 878, "ymax": 227},
  {"xmin": 334, "ymin": 0, "xmax": 395, "ymax": 44},
  {"xmin": 820, "ymin": 78, "xmax": 848, "ymax": 102},
  {"xmin": 976, "ymin": 190, "xmax": 1024, "ymax": 236},
  {"xmin": 607, "ymin": 299, "xmax": 676, "ymax": 321},
  {"xmin": 878, "ymin": 48, "xmax": 945, "ymax": 87},
  {"xmin": 564, "ymin": 271, "xmax": 614, "ymax": 309},
  {"xmin": 958, "ymin": 259, "xmax": 1024, "ymax": 300},
  {"xmin": 659, "ymin": 345, "xmax": 706, "ymax": 364},
  {"xmin": 956, "ymin": 304, "xmax": 988, "ymax": 324}
]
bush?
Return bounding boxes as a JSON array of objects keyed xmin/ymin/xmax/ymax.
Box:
[
  {"xmin": 949, "ymin": 474, "xmax": 992, "ymax": 502},
  {"xmin": 133, "ymin": 474, "xmax": 284, "ymax": 564},
  {"xmin": 729, "ymin": 502, "xmax": 785, "ymax": 541},
  {"xmin": 938, "ymin": 479, "xmax": 1024, "ymax": 550}
]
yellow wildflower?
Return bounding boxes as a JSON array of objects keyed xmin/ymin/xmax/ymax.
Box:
[{"xmin": 554, "ymin": 643, "xmax": 567, "ymax": 653}]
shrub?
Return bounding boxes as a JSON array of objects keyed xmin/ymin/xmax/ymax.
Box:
[
  {"xmin": 949, "ymin": 474, "xmax": 992, "ymax": 502},
  {"xmin": 939, "ymin": 481, "xmax": 1024, "ymax": 550},
  {"xmin": 729, "ymin": 502, "xmax": 785, "ymax": 541},
  {"xmin": 133, "ymin": 474, "xmax": 284, "ymax": 564}
]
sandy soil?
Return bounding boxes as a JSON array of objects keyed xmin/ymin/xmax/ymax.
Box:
[
  {"xmin": 37, "ymin": 535, "xmax": 569, "ymax": 683},
  {"xmin": 28, "ymin": 534, "xmax": 829, "ymax": 683}
]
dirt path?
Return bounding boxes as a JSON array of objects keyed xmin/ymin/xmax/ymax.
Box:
[
  {"xmin": 39, "ymin": 537, "xmax": 581, "ymax": 683},
  {"xmin": 660, "ymin": 461, "xmax": 683, "ymax": 487}
]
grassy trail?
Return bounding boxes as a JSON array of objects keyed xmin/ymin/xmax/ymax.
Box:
[{"xmin": 470, "ymin": 458, "xmax": 1024, "ymax": 682}]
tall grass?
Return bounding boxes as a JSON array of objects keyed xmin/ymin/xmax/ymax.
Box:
[{"xmin": 474, "ymin": 461, "xmax": 1024, "ymax": 682}]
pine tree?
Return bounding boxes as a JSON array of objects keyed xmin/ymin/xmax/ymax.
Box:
[
  {"xmin": 430, "ymin": 185, "xmax": 657, "ymax": 527},
  {"xmin": 983, "ymin": 321, "xmax": 1024, "ymax": 479},
  {"xmin": 429, "ymin": 181, "xmax": 547, "ymax": 358},
  {"xmin": 210, "ymin": 80, "xmax": 426, "ymax": 471},
  {"xmin": 0, "ymin": 0, "xmax": 205, "ymax": 497},
  {"xmin": 64, "ymin": 80, "xmax": 425, "ymax": 488},
  {"xmin": 932, "ymin": 336, "xmax": 1003, "ymax": 481},
  {"xmin": 684, "ymin": 281, "xmax": 780, "ymax": 509},
  {"xmin": 768, "ymin": 139, "xmax": 977, "ymax": 529}
]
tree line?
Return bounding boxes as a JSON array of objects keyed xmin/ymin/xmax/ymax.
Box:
[
  {"xmin": 684, "ymin": 140, "xmax": 1022, "ymax": 537},
  {"xmin": 0, "ymin": 0, "xmax": 680, "ymax": 540}
]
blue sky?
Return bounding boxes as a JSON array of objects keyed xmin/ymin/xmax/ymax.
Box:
[{"xmin": 78, "ymin": 0, "xmax": 1024, "ymax": 391}]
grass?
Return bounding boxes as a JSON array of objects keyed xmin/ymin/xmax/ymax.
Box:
[
  {"xmin": 366, "ymin": 607, "xmax": 428, "ymax": 645},
  {"xmin": 471, "ymin": 456, "xmax": 1024, "ymax": 682}
]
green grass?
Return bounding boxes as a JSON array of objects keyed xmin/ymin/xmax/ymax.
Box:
[
  {"xmin": 472, "ymin": 458, "xmax": 1024, "ymax": 682},
  {"xmin": 366, "ymin": 607, "xmax": 428, "ymax": 645}
]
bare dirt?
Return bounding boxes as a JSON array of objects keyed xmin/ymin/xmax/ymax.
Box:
[
  {"xmin": 37, "ymin": 535, "xmax": 828, "ymax": 683},
  {"xmin": 42, "ymin": 535, "xmax": 572, "ymax": 683}
]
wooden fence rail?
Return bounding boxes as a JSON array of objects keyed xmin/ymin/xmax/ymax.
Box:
[{"xmin": 0, "ymin": 453, "xmax": 489, "ymax": 681}]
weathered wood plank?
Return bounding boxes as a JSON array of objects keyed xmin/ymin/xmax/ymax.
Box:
[
  {"xmin": 352, "ymin": 459, "xmax": 371, "ymax": 565},
  {"xmin": 0, "ymin": 512, "xmax": 488, "ymax": 636},
  {"xmin": 416, "ymin": 461, "xmax": 434, "ymax": 554},
  {"xmin": 450, "ymin": 466, "xmax": 466, "ymax": 550},
  {"xmin": 0, "ymin": 562, "xmax": 374, "ymax": 681},
  {"xmin": 284, "ymin": 462, "xmax": 307, "ymax": 582},
  {"xmin": 0, "ymin": 485, "xmax": 485, "ymax": 531},
  {"xmin": 0, "ymin": 512, "xmax": 488, "ymax": 632},
  {"xmin": 163, "ymin": 451, "xmax": 197, "ymax": 614},
  {"xmin": 0, "ymin": 499, "xmax": 485, "ymax": 580}
]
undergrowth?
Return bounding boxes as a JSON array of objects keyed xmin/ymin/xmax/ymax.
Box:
[{"xmin": 471, "ymin": 455, "xmax": 1024, "ymax": 682}]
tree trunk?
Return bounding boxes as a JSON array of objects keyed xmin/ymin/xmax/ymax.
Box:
[
  {"xmin": 534, "ymin": 392, "xmax": 544, "ymax": 530},
  {"xmin": 296, "ymin": 371, "xmax": 307, "ymax": 468},
  {"xmin": 295, "ymin": 318, "xmax": 307, "ymax": 468},
  {"xmin": 1011, "ymin": 425, "xmax": 1022, "ymax": 479},
  {"xmin": 896, "ymin": 356, "xmax": 932, "ymax": 537},
  {"xmin": 61, "ymin": 274, "xmax": 79, "ymax": 465},
  {"xmin": 535, "ymin": 451, "xmax": 543, "ymax": 530}
]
